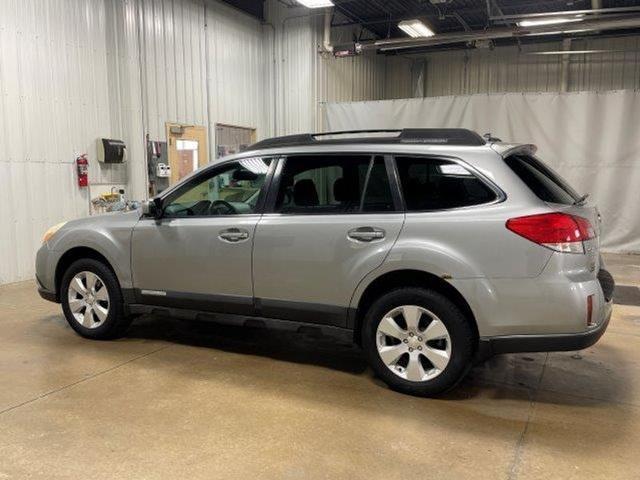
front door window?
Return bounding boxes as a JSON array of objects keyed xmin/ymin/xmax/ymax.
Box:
[{"xmin": 163, "ymin": 158, "xmax": 271, "ymax": 217}]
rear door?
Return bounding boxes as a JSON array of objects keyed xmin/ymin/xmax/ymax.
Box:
[{"xmin": 251, "ymin": 154, "xmax": 404, "ymax": 327}]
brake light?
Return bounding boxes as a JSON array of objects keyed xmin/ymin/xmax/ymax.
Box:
[{"xmin": 506, "ymin": 213, "xmax": 595, "ymax": 254}]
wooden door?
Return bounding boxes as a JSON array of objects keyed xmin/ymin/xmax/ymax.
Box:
[{"xmin": 166, "ymin": 123, "xmax": 209, "ymax": 186}]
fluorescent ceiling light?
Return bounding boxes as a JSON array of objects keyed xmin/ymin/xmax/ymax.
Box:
[
  {"xmin": 528, "ymin": 50, "xmax": 621, "ymax": 55},
  {"xmin": 295, "ymin": 0, "xmax": 334, "ymax": 8},
  {"xmin": 517, "ymin": 17, "xmax": 584, "ymax": 27},
  {"xmin": 398, "ymin": 20, "xmax": 435, "ymax": 38},
  {"xmin": 526, "ymin": 28, "xmax": 590, "ymax": 36}
]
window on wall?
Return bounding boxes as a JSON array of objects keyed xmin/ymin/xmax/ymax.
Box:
[
  {"xmin": 395, "ymin": 156, "xmax": 497, "ymax": 211},
  {"xmin": 163, "ymin": 158, "xmax": 271, "ymax": 217},
  {"xmin": 274, "ymin": 155, "xmax": 394, "ymax": 214}
]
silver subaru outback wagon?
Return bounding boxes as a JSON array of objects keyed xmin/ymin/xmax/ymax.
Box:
[{"xmin": 36, "ymin": 129, "xmax": 614, "ymax": 396}]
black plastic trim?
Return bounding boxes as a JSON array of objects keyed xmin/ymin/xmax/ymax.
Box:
[
  {"xmin": 131, "ymin": 290, "xmax": 348, "ymax": 328},
  {"xmin": 249, "ymin": 129, "xmax": 486, "ymax": 150},
  {"xmin": 126, "ymin": 305, "xmax": 353, "ymax": 341},
  {"xmin": 122, "ymin": 288, "xmax": 136, "ymax": 304},
  {"xmin": 481, "ymin": 313, "xmax": 611, "ymax": 356},
  {"xmin": 134, "ymin": 289, "xmax": 255, "ymax": 316},
  {"xmin": 257, "ymin": 298, "xmax": 348, "ymax": 327},
  {"xmin": 38, "ymin": 287, "xmax": 59, "ymax": 303}
]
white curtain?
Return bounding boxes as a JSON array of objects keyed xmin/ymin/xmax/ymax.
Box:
[{"xmin": 325, "ymin": 91, "xmax": 640, "ymax": 253}]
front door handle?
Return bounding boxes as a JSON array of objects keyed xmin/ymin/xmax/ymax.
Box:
[
  {"xmin": 348, "ymin": 227, "xmax": 386, "ymax": 242},
  {"xmin": 219, "ymin": 228, "xmax": 250, "ymax": 243}
]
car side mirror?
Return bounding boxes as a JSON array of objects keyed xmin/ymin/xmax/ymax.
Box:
[{"xmin": 142, "ymin": 198, "xmax": 163, "ymax": 219}]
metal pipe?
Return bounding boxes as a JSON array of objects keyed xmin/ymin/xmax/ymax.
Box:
[
  {"xmin": 322, "ymin": 8, "xmax": 333, "ymax": 53},
  {"xmin": 489, "ymin": 6, "xmax": 640, "ymax": 21},
  {"xmin": 560, "ymin": 38, "xmax": 572, "ymax": 92},
  {"xmin": 357, "ymin": 15, "xmax": 640, "ymax": 53}
]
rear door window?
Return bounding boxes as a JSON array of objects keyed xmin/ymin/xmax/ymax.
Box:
[
  {"xmin": 274, "ymin": 155, "xmax": 395, "ymax": 214},
  {"xmin": 504, "ymin": 154, "xmax": 580, "ymax": 205},
  {"xmin": 395, "ymin": 156, "xmax": 497, "ymax": 211}
]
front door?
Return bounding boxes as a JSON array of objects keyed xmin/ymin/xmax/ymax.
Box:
[
  {"xmin": 131, "ymin": 157, "xmax": 273, "ymax": 314},
  {"xmin": 252, "ymin": 154, "xmax": 404, "ymax": 327}
]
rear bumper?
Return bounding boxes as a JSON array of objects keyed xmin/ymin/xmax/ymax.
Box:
[{"xmin": 477, "ymin": 299, "xmax": 612, "ymax": 359}]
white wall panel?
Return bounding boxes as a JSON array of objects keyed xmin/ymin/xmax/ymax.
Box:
[
  {"xmin": 0, "ymin": 0, "xmax": 122, "ymax": 284},
  {"xmin": 415, "ymin": 36, "xmax": 640, "ymax": 97},
  {"xmin": 206, "ymin": 1, "xmax": 272, "ymax": 146},
  {"xmin": 0, "ymin": 0, "xmax": 458, "ymax": 284},
  {"xmin": 264, "ymin": 0, "xmax": 413, "ymax": 134},
  {"xmin": 137, "ymin": 0, "xmax": 207, "ymax": 140}
]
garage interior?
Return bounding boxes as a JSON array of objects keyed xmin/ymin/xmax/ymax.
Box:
[{"xmin": 1, "ymin": 0, "xmax": 640, "ymax": 478}]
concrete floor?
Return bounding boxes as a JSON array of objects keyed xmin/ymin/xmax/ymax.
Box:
[{"xmin": 0, "ymin": 254, "xmax": 639, "ymax": 479}]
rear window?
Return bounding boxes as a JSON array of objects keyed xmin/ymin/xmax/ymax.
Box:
[
  {"xmin": 395, "ymin": 156, "xmax": 497, "ymax": 211},
  {"xmin": 504, "ymin": 154, "xmax": 580, "ymax": 205}
]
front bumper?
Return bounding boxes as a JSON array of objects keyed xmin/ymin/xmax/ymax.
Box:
[
  {"xmin": 38, "ymin": 286, "xmax": 59, "ymax": 303},
  {"xmin": 36, "ymin": 274, "xmax": 59, "ymax": 303}
]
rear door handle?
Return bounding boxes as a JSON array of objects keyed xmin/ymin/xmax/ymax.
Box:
[
  {"xmin": 347, "ymin": 227, "xmax": 385, "ymax": 242},
  {"xmin": 219, "ymin": 228, "xmax": 250, "ymax": 243}
]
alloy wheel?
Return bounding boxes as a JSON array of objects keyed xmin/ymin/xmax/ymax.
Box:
[
  {"xmin": 67, "ymin": 271, "xmax": 110, "ymax": 329},
  {"xmin": 375, "ymin": 305, "xmax": 452, "ymax": 382}
]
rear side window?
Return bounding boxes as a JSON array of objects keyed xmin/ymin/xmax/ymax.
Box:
[
  {"xmin": 395, "ymin": 156, "xmax": 497, "ymax": 211},
  {"xmin": 504, "ymin": 154, "xmax": 580, "ymax": 205},
  {"xmin": 274, "ymin": 155, "xmax": 395, "ymax": 214}
]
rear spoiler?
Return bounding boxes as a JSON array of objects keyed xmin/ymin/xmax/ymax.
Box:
[{"xmin": 490, "ymin": 143, "xmax": 537, "ymax": 158}]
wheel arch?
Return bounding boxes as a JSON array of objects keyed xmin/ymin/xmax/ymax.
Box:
[
  {"xmin": 352, "ymin": 269, "xmax": 479, "ymax": 347},
  {"xmin": 54, "ymin": 247, "xmax": 119, "ymax": 300}
]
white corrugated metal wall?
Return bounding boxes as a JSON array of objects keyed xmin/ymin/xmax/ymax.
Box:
[
  {"xmin": 0, "ymin": 0, "xmax": 403, "ymax": 285},
  {"xmin": 265, "ymin": 0, "xmax": 413, "ymax": 134},
  {"xmin": 416, "ymin": 35, "xmax": 640, "ymax": 97},
  {"xmin": 0, "ymin": 0, "xmax": 120, "ymax": 284}
]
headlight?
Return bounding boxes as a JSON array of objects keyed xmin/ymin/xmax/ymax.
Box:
[{"xmin": 42, "ymin": 222, "xmax": 67, "ymax": 244}]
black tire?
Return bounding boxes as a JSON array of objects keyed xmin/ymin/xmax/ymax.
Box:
[
  {"xmin": 362, "ymin": 287, "xmax": 474, "ymax": 397},
  {"xmin": 60, "ymin": 258, "xmax": 132, "ymax": 340}
]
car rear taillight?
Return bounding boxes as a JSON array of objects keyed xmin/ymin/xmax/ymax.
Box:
[{"xmin": 506, "ymin": 213, "xmax": 595, "ymax": 254}]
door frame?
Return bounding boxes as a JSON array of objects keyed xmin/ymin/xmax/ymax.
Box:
[{"xmin": 165, "ymin": 122, "xmax": 209, "ymax": 186}]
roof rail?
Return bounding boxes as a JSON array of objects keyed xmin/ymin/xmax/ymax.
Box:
[{"xmin": 249, "ymin": 129, "xmax": 486, "ymax": 150}]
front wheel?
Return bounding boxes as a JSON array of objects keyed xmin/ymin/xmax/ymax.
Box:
[
  {"xmin": 60, "ymin": 258, "xmax": 132, "ymax": 340},
  {"xmin": 362, "ymin": 288, "xmax": 474, "ymax": 397}
]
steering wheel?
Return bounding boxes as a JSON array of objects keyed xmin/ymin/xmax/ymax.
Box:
[{"xmin": 209, "ymin": 200, "xmax": 237, "ymax": 216}]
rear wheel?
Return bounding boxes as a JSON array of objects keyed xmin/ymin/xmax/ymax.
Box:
[
  {"xmin": 362, "ymin": 288, "xmax": 474, "ymax": 397},
  {"xmin": 61, "ymin": 258, "xmax": 132, "ymax": 339}
]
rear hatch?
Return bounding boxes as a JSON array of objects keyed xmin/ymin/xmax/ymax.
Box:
[{"xmin": 502, "ymin": 152, "xmax": 601, "ymax": 273}]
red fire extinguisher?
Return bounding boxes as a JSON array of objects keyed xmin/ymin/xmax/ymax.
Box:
[{"xmin": 76, "ymin": 154, "xmax": 89, "ymax": 187}]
